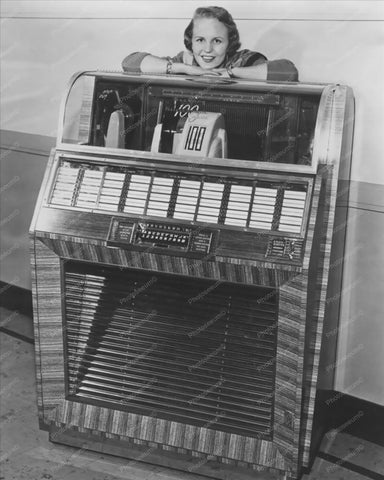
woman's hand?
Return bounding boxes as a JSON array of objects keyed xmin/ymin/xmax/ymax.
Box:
[
  {"xmin": 210, "ymin": 68, "xmax": 231, "ymax": 77},
  {"xmin": 211, "ymin": 64, "xmax": 269, "ymax": 80},
  {"xmin": 172, "ymin": 63, "xmax": 222, "ymax": 76},
  {"xmin": 140, "ymin": 55, "xmax": 223, "ymax": 76}
]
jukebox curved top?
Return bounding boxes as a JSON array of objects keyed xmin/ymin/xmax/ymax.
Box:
[{"xmin": 58, "ymin": 71, "xmax": 329, "ymax": 173}]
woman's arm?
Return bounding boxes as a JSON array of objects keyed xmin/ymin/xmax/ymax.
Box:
[
  {"xmin": 122, "ymin": 51, "xmax": 297, "ymax": 81},
  {"xmin": 122, "ymin": 52, "xmax": 220, "ymax": 76},
  {"xmin": 227, "ymin": 63, "xmax": 268, "ymax": 80},
  {"xmin": 141, "ymin": 55, "xmax": 219, "ymax": 76},
  {"xmin": 217, "ymin": 59, "xmax": 298, "ymax": 82},
  {"xmin": 264, "ymin": 59, "xmax": 298, "ymax": 81}
]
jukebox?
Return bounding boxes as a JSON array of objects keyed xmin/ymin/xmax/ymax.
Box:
[{"xmin": 30, "ymin": 71, "xmax": 354, "ymax": 479}]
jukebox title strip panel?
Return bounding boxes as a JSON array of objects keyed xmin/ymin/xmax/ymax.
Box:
[{"xmin": 49, "ymin": 158, "xmax": 310, "ymax": 235}]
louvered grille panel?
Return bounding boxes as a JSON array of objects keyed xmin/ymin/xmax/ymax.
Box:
[{"xmin": 64, "ymin": 262, "xmax": 278, "ymax": 439}]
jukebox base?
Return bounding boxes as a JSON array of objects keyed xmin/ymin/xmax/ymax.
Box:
[{"xmin": 49, "ymin": 425, "xmax": 285, "ymax": 480}]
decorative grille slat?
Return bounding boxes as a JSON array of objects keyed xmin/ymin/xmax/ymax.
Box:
[
  {"xmin": 67, "ymin": 350, "xmax": 274, "ymax": 392},
  {"xmin": 68, "ymin": 364, "xmax": 273, "ymax": 400},
  {"xmin": 75, "ymin": 375, "xmax": 272, "ymax": 416},
  {"xmin": 66, "ymin": 325, "xmax": 276, "ymax": 358},
  {"xmin": 66, "ymin": 315, "xmax": 277, "ymax": 341},
  {"xmin": 67, "ymin": 340, "xmax": 276, "ymax": 380}
]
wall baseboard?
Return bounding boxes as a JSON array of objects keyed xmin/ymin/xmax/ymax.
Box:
[
  {"xmin": 316, "ymin": 389, "xmax": 384, "ymax": 447},
  {"xmin": 0, "ymin": 129, "xmax": 55, "ymax": 157},
  {"xmin": 0, "ymin": 281, "xmax": 33, "ymax": 318}
]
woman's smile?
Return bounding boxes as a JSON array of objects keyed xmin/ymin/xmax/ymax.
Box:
[{"xmin": 201, "ymin": 55, "xmax": 215, "ymax": 63}]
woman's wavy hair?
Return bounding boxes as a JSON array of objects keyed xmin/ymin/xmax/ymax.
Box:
[{"xmin": 184, "ymin": 6, "xmax": 241, "ymax": 58}]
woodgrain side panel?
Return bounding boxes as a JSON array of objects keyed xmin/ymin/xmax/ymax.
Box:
[
  {"xmin": 30, "ymin": 238, "xmax": 65, "ymax": 424},
  {"xmin": 30, "ymin": 237, "xmax": 44, "ymax": 421},
  {"xmin": 274, "ymin": 274, "xmax": 307, "ymax": 476}
]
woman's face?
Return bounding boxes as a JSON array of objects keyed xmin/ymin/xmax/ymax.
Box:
[{"xmin": 191, "ymin": 17, "xmax": 229, "ymax": 69}]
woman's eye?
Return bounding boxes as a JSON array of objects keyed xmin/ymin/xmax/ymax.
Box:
[
  {"xmin": 195, "ymin": 38, "xmax": 203, "ymax": 43},
  {"xmin": 214, "ymin": 39, "xmax": 222, "ymax": 44}
]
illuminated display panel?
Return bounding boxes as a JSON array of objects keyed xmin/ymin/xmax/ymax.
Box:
[
  {"xmin": 249, "ymin": 187, "xmax": 278, "ymax": 230},
  {"xmin": 279, "ymin": 190, "xmax": 306, "ymax": 234},
  {"xmin": 124, "ymin": 174, "xmax": 151, "ymax": 215},
  {"xmin": 50, "ymin": 162, "xmax": 80, "ymax": 206},
  {"xmin": 196, "ymin": 182, "xmax": 224, "ymax": 223},
  {"xmin": 76, "ymin": 169, "xmax": 103, "ymax": 208},
  {"xmin": 225, "ymin": 185, "xmax": 253, "ymax": 227},
  {"xmin": 98, "ymin": 171, "xmax": 126, "ymax": 211},
  {"xmin": 147, "ymin": 177, "xmax": 174, "ymax": 218},
  {"xmin": 174, "ymin": 180, "xmax": 200, "ymax": 221},
  {"xmin": 49, "ymin": 160, "xmax": 309, "ymax": 235}
]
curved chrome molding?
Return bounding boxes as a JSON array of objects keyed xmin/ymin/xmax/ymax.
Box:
[
  {"xmin": 89, "ymin": 69, "xmax": 328, "ymax": 94},
  {"xmin": 56, "ymin": 70, "xmax": 94, "ymax": 149},
  {"xmin": 301, "ymin": 83, "xmax": 355, "ymax": 467},
  {"xmin": 55, "ymin": 142, "xmax": 317, "ymax": 175}
]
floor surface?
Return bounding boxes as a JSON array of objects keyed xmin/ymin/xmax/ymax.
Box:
[{"xmin": 1, "ymin": 307, "xmax": 383, "ymax": 480}]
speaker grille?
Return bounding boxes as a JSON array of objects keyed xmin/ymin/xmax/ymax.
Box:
[{"xmin": 64, "ymin": 262, "xmax": 278, "ymax": 439}]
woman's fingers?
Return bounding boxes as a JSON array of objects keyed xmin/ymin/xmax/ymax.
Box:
[
  {"xmin": 186, "ymin": 66, "xmax": 222, "ymax": 76},
  {"xmin": 201, "ymin": 71, "xmax": 222, "ymax": 76},
  {"xmin": 211, "ymin": 68, "xmax": 229, "ymax": 77}
]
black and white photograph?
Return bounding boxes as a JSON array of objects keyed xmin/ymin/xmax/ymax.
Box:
[{"xmin": 1, "ymin": 1, "xmax": 383, "ymax": 479}]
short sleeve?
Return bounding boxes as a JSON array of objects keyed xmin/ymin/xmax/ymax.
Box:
[
  {"xmin": 228, "ymin": 50, "xmax": 267, "ymax": 68},
  {"xmin": 122, "ymin": 52, "xmax": 151, "ymax": 72},
  {"xmin": 266, "ymin": 59, "xmax": 299, "ymax": 82},
  {"xmin": 169, "ymin": 50, "xmax": 195, "ymax": 65},
  {"xmin": 228, "ymin": 50, "xmax": 299, "ymax": 82},
  {"xmin": 169, "ymin": 51, "xmax": 185, "ymax": 64}
]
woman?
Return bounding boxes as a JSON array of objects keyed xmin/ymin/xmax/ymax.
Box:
[{"xmin": 122, "ymin": 6, "xmax": 298, "ymax": 81}]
